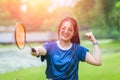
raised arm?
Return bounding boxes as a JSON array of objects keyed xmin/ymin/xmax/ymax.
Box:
[
  {"xmin": 31, "ymin": 46, "xmax": 47, "ymax": 57},
  {"xmin": 85, "ymin": 32, "xmax": 102, "ymax": 66}
]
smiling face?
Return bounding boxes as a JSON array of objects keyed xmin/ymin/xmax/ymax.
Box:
[
  {"xmin": 58, "ymin": 17, "xmax": 80, "ymax": 44},
  {"xmin": 59, "ymin": 21, "xmax": 74, "ymax": 42}
]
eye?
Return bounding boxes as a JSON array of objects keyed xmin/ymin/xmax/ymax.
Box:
[
  {"xmin": 68, "ymin": 28, "xmax": 73, "ymax": 32},
  {"xmin": 61, "ymin": 27, "xmax": 65, "ymax": 30},
  {"xmin": 69, "ymin": 29, "xmax": 72, "ymax": 32}
]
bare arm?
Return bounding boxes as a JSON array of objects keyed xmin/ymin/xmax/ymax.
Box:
[
  {"xmin": 31, "ymin": 46, "xmax": 47, "ymax": 56},
  {"xmin": 85, "ymin": 32, "xmax": 101, "ymax": 66}
]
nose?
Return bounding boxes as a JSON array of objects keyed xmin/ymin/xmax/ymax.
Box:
[{"xmin": 64, "ymin": 28, "xmax": 68, "ymax": 33}]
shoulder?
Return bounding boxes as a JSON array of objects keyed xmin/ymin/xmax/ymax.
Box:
[
  {"xmin": 43, "ymin": 41, "xmax": 57, "ymax": 49},
  {"xmin": 72, "ymin": 43, "xmax": 82, "ymax": 48},
  {"xmin": 44, "ymin": 41, "xmax": 56, "ymax": 46},
  {"xmin": 72, "ymin": 43, "xmax": 89, "ymax": 51}
]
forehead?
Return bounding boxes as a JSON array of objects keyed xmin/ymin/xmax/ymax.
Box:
[{"xmin": 61, "ymin": 21, "xmax": 73, "ymax": 28}]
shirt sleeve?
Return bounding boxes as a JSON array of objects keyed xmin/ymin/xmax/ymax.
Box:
[
  {"xmin": 39, "ymin": 42, "xmax": 51, "ymax": 62},
  {"xmin": 78, "ymin": 45, "xmax": 89, "ymax": 62},
  {"xmin": 42, "ymin": 42, "xmax": 52, "ymax": 54}
]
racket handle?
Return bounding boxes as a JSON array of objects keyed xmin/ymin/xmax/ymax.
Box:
[{"xmin": 31, "ymin": 48, "xmax": 36, "ymax": 52}]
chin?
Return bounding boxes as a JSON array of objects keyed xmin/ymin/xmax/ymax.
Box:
[{"xmin": 61, "ymin": 37, "xmax": 71, "ymax": 42}]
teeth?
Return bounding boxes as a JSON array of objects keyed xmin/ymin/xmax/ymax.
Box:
[{"xmin": 63, "ymin": 34, "xmax": 68, "ymax": 38}]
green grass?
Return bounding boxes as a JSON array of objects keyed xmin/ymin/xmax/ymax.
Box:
[
  {"xmin": 0, "ymin": 39, "xmax": 120, "ymax": 80},
  {"xmin": 0, "ymin": 53, "xmax": 120, "ymax": 80},
  {"xmin": 0, "ymin": 44, "xmax": 15, "ymax": 49},
  {"xmin": 79, "ymin": 53, "xmax": 120, "ymax": 80},
  {"xmin": 0, "ymin": 43, "xmax": 41, "ymax": 49},
  {"xmin": 0, "ymin": 66, "xmax": 46, "ymax": 80}
]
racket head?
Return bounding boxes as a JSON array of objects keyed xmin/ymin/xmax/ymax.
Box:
[{"xmin": 14, "ymin": 22, "xmax": 26, "ymax": 49}]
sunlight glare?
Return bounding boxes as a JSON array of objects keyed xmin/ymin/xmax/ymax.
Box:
[
  {"xmin": 48, "ymin": 0, "xmax": 81, "ymax": 13},
  {"xmin": 20, "ymin": 4, "xmax": 27, "ymax": 13}
]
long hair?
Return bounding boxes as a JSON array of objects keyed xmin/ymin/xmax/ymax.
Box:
[{"xmin": 58, "ymin": 17, "xmax": 80, "ymax": 44}]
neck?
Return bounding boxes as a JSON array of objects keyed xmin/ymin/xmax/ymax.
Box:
[{"xmin": 57, "ymin": 39, "xmax": 72, "ymax": 49}]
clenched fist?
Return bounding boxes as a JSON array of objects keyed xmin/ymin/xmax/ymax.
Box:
[{"xmin": 85, "ymin": 32, "xmax": 97, "ymax": 43}]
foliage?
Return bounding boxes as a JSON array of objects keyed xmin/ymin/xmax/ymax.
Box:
[
  {"xmin": 71, "ymin": 0, "xmax": 120, "ymax": 39},
  {"xmin": 108, "ymin": 1, "xmax": 120, "ymax": 39},
  {"xmin": 0, "ymin": 0, "xmax": 16, "ymax": 26},
  {"xmin": 71, "ymin": 0, "xmax": 107, "ymax": 39},
  {"xmin": 0, "ymin": 0, "xmax": 120, "ymax": 39},
  {"xmin": 101, "ymin": 0, "xmax": 120, "ymax": 39}
]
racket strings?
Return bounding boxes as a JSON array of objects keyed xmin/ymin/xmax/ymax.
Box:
[{"xmin": 15, "ymin": 23, "xmax": 26, "ymax": 49}]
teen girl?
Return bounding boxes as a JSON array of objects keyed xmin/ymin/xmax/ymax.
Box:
[{"xmin": 31, "ymin": 17, "xmax": 101, "ymax": 80}]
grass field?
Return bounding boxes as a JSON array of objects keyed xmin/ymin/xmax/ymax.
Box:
[{"xmin": 0, "ymin": 39, "xmax": 120, "ymax": 80}]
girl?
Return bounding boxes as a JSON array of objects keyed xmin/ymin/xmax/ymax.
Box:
[{"xmin": 31, "ymin": 17, "xmax": 101, "ymax": 80}]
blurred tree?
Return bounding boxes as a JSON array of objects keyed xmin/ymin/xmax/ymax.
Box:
[
  {"xmin": 71, "ymin": 0, "xmax": 96, "ymax": 26},
  {"xmin": 101, "ymin": 0, "xmax": 120, "ymax": 39},
  {"xmin": 0, "ymin": 0, "xmax": 52, "ymax": 31},
  {"xmin": 0, "ymin": 0, "xmax": 119, "ymax": 39},
  {"xmin": 70, "ymin": 0, "xmax": 120, "ymax": 39},
  {"xmin": 70, "ymin": 0, "xmax": 107, "ymax": 38},
  {"xmin": 0, "ymin": 0, "xmax": 17, "ymax": 26},
  {"xmin": 109, "ymin": 1, "xmax": 120, "ymax": 39}
]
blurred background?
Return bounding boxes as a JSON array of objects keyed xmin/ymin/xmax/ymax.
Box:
[{"xmin": 0, "ymin": 0, "xmax": 120, "ymax": 80}]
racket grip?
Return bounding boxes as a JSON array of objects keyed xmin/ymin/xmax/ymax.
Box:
[{"xmin": 31, "ymin": 48, "xmax": 36, "ymax": 52}]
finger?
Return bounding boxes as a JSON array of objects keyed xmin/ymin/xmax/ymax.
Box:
[
  {"xmin": 31, "ymin": 52, "xmax": 37, "ymax": 56},
  {"xmin": 31, "ymin": 48, "xmax": 36, "ymax": 52},
  {"xmin": 31, "ymin": 48, "xmax": 38, "ymax": 56},
  {"xmin": 85, "ymin": 33, "xmax": 91, "ymax": 38}
]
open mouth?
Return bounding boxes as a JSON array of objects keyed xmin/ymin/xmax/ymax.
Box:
[{"xmin": 62, "ymin": 33, "xmax": 70, "ymax": 38}]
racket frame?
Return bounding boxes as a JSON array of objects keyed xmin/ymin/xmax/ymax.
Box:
[{"xmin": 14, "ymin": 22, "xmax": 26, "ymax": 50}]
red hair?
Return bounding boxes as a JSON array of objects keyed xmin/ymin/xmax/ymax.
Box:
[{"xmin": 58, "ymin": 17, "xmax": 80, "ymax": 44}]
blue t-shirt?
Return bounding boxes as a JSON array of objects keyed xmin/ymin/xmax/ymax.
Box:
[{"xmin": 43, "ymin": 41, "xmax": 89, "ymax": 80}]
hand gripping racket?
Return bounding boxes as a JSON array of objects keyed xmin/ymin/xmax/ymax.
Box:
[{"xmin": 14, "ymin": 22, "xmax": 45, "ymax": 62}]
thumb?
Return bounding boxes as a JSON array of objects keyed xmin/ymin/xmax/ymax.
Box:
[{"xmin": 85, "ymin": 32, "xmax": 91, "ymax": 38}]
